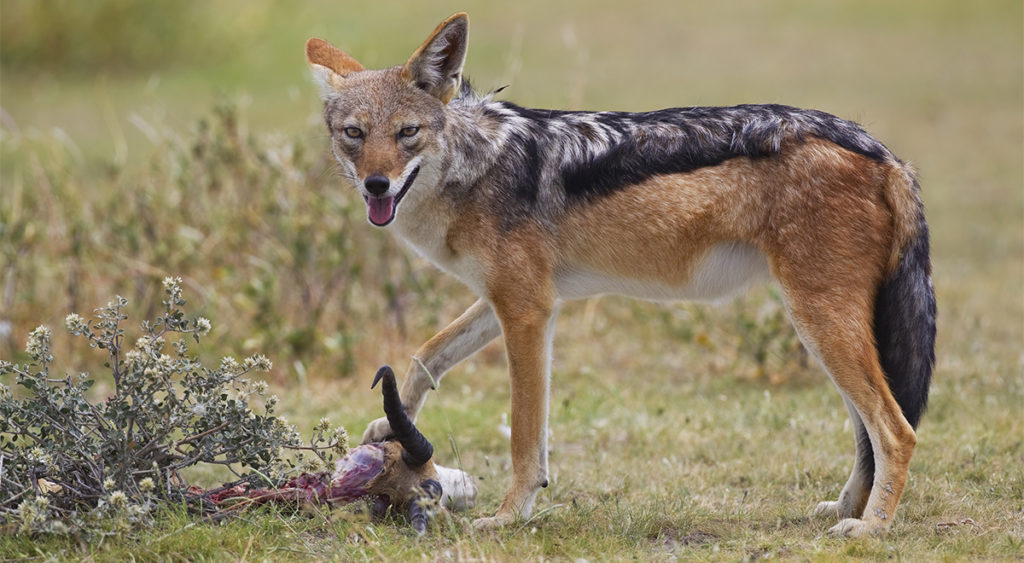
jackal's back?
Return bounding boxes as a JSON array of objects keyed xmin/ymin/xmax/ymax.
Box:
[{"xmin": 453, "ymin": 93, "xmax": 896, "ymax": 208}]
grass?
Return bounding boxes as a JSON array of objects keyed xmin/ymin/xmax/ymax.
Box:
[{"xmin": 1, "ymin": 0, "xmax": 1022, "ymax": 560}]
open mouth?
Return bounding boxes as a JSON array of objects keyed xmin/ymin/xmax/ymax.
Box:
[{"xmin": 364, "ymin": 165, "xmax": 420, "ymax": 227}]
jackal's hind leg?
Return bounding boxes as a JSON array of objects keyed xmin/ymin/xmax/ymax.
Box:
[
  {"xmin": 814, "ymin": 395, "xmax": 874, "ymax": 519},
  {"xmin": 783, "ymin": 286, "xmax": 916, "ymax": 538}
]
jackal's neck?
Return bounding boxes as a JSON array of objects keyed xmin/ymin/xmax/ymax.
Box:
[{"xmin": 440, "ymin": 98, "xmax": 514, "ymax": 189}]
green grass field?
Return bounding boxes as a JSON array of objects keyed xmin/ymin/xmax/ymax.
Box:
[{"xmin": 2, "ymin": 0, "xmax": 1022, "ymax": 560}]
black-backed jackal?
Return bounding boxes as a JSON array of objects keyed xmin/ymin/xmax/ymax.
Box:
[{"xmin": 305, "ymin": 13, "xmax": 936, "ymax": 537}]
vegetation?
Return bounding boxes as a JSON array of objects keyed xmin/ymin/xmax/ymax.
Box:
[
  {"xmin": 1, "ymin": 0, "xmax": 1021, "ymax": 559},
  {"xmin": 0, "ymin": 279, "xmax": 349, "ymax": 538}
]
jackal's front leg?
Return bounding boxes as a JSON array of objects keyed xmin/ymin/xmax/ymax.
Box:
[
  {"xmin": 473, "ymin": 293, "xmax": 557, "ymax": 530},
  {"xmin": 362, "ymin": 299, "xmax": 501, "ymax": 444}
]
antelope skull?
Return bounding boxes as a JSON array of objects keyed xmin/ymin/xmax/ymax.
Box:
[{"xmin": 330, "ymin": 366, "xmax": 476, "ymax": 533}]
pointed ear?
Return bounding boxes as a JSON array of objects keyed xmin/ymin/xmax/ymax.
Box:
[
  {"xmin": 401, "ymin": 13, "xmax": 469, "ymax": 104},
  {"xmin": 305, "ymin": 37, "xmax": 365, "ymax": 98}
]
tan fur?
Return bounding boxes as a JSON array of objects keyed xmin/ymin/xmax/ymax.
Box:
[
  {"xmin": 557, "ymin": 158, "xmax": 766, "ymax": 283},
  {"xmin": 356, "ymin": 126, "xmax": 407, "ymax": 180},
  {"xmin": 501, "ymin": 139, "xmax": 916, "ymax": 530},
  {"xmin": 312, "ymin": 15, "xmax": 926, "ymax": 537},
  {"xmin": 556, "ymin": 139, "xmax": 897, "ymax": 291},
  {"xmin": 480, "ymin": 224, "xmax": 557, "ymax": 523},
  {"xmin": 374, "ymin": 131, "xmax": 916, "ymax": 533},
  {"xmin": 366, "ymin": 441, "xmax": 438, "ymax": 504},
  {"xmin": 401, "ymin": 13, "xmax": 468, "ymax": 104},
  {"xmin": 305, "ymin": 37, "xmax": 364, "ymax": 78},
  {"xmin": 882, "ymin": 162, "xmax": 924, "ymax": 274},
  {"xmin": 393, "ymin": 299, "xmax": 501, "ymax": 419}
]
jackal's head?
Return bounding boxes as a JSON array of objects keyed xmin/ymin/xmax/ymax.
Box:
[{"xmin": 306, "ymin": 13, "xmax": 468, "ymax": 227}]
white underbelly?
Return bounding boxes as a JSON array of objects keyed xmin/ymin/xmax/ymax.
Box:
[{"xmin": 555, "ymin": 242, "xmax": 771, "ymax": 302}]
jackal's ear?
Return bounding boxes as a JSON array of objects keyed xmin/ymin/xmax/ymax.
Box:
[
  {"xmin": 305, "ymin": 37, "xmax": 365, "ymax": 98},
  {"xmin": 402, "ymin": 13, "xmax": 469, "ymax": 104}
]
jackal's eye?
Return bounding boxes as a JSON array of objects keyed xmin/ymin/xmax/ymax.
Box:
[
  {"xmin": 398, "ymin": 126, "xmax": 420, "ymax": 138},
  {"xmin": 343, "ymin": 127, "xmax": 364, "ymax": 139}
]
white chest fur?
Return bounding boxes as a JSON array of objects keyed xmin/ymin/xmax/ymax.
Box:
[{"xmin": 391, "ymin": 192, "xmax": 488, "ymax": 295}]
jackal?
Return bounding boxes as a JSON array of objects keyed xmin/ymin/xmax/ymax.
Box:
[{"xmin": 305, "ymin": 13, "xmax": 936, "ymax": 536}]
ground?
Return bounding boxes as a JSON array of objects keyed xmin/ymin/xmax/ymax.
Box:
[{"xmin": 1, "ymin": 0, "xmax": 1021, "ymax": 560}]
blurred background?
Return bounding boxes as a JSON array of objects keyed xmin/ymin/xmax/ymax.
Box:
[{"xmin": 1, "ymin": 0, "xmax": 1021, "ymax": 433}]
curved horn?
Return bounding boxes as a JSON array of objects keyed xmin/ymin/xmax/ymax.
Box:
[{"xmin": 371, "ymin": 366, "xmax": 434, "ymax": 466}]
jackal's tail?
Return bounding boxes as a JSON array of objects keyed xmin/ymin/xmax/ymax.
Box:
[{"xmin": 874, "ymin": 163, "xmax": 937, "ymax": 428}]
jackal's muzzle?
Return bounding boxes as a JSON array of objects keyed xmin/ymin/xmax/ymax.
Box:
[{"xmin": 365, "ymin": 165, "xmax": 420, "ymax": 226}]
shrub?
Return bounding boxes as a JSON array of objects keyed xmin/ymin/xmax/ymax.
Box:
[{"xmin": 0, "ymin": 278, "xmax": 344, "ymax": 537}]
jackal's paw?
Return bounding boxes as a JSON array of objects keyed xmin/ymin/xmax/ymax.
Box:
[
  {"xmin": 471, "ymin": 511, "xmax": 517, "ymax": 531},
  {"xmin": 828, "ymin": 518, "xmax": 887, "ymax": 538},
  {"xmin": 360, "ymin": 416, "xmax": 393, "ymax": 444},
  {"xmin": 813, "ymin": 500, "xmax": 841, "ymax": 518}
]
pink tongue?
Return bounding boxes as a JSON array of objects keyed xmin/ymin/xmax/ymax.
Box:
[{"xmin": 367, "ymin": 196, "xmax": 395, "ymax": 225}]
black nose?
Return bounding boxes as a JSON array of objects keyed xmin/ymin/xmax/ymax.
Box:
[{"xmin": 364, "ymin": 175, "xmax": 390, "ymax": 196}]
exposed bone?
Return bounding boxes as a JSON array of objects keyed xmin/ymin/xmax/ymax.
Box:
[{"xmin": 435, "ymin": 463, "xmax": 477, "ymax": 511}]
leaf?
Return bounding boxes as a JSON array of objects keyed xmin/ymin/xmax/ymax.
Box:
[{"xmin": 37, "ymin": 478, "xmax": 63, "ymax": 494}]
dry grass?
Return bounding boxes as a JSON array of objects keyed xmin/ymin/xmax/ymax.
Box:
[{"xmin": 1, "ymin": 0, "xmax": 1022, "ymax": 559}]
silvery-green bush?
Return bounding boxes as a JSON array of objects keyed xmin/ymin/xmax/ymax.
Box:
[{"xmin": 0, "ymin": 278, "xmax": 345, "ymax": 537}]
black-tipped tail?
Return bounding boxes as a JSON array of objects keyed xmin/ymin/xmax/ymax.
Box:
[
  {"xmin": 873, "ymin": 212, "xmax": 937, "ymax": 428},
  {"xmin": 372, "ymin": 366, "xmax": 434, "ymax": 466}
]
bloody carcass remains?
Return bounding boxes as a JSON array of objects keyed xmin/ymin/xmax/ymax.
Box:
[{"xmin": 206, "ymin": 366, "xmax": 476, "ymax": 534}]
